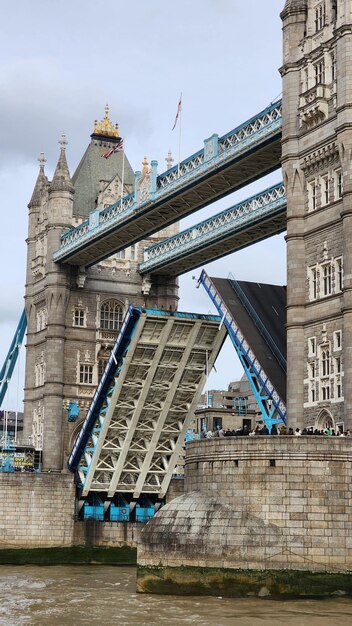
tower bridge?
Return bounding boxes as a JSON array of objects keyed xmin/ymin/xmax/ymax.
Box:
[{"xmin": 1, "ymin": 0, "xmax": 350, "ymax": 525}]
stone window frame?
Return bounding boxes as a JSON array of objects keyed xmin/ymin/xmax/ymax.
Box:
[
  {"xmin": 100, "ymin": 299, "xmax": 124, "ymax": 332},
  {"xmin": 36, "ymin": 307, "xmax": 48, "ymax": 332},
  {"xmin": 320, "ymin": 378, "xmax": 331, "ymax": 401},
  {"xmin": 73, "ymin": 307, "xmax": 87, "ymax": 328},
  {"xmin": 307, "ymin": 179, "xmax": 317, "ymax": 212},
  {"xmin": 79, "ymin": 364, "xmax": 93, "ymax": 385},
  {"xmin": 307, "ymin": 265, "xmax": 319, "ymax": 300},
  {"xmin": 320, "ymin": 345, "xmax": 330, "ymax": 377},
  {"xmin": 335, "ymin": 257, "xmax": 343, "ymax": 293},
  {"xmin": 334, "ymin": 168, "xmax": 343, "ymax": 201},
  {"xmin": 309, "ymin": 380, "xmax": 316, "ymax": 404},
  {"xmin": 314, "ymin": 58, "xmax": 325, "ymax": 85},
  {"xmin": 35, "ymin": 357, "xmax": 46, "ymax": 387},
  {"xmin": 320, "ymin": 173, "xmax": 329, "ymax": 207},
  {"xmin": 321, "ymin": 261, "xmax": 332, "ymax": 297},
  {"xmin": 308, "ymin": 336, "xmax": 316, "ymax": 357},
  {"xmin": 333, "ymin": 330, "xmax": 342, "ymax": 351},
  {"xmin": 314, "ymin": 2, "xmax": 326, "ymax": 33},
  {"xmin": 331, "ymin": 49, "xmax": 336, "ymax": 82}
]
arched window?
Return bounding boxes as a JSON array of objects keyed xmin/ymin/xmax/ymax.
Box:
[
  {"xmin": 321, "ymin": 349, "xmax": 330, "ymax": 377},
  {"xmin": 100, "ymin": 300, "xmax": 123, "ymax": 332}
]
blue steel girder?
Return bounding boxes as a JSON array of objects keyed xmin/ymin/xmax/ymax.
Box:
[
  {"xmin": 200, "ymin": 271, "xmax": 286, "ymax": 430},
  {"xmin": 0, "ymin": 309, "xmax": 27, "ymax": 408},
  {"xmin": 139, "ymin": 183, "xmax": 286, "ymax": 276},
  {"xmin": 53, "ymin": 101, "xmax": 282, "ymax": 268}
]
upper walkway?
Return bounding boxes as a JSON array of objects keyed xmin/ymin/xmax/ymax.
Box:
[
  {"xmin": 139, "ymin": 183, "xmax": 286, "ymax": 276},
  {"xmin": 53, "ymin": 101, "xmax": 282, "ymax": 267}
]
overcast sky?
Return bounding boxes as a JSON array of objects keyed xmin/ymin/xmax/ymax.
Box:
[{"xmin": 0, "ymin": 0, "xmax": 286, "ymax": 410}]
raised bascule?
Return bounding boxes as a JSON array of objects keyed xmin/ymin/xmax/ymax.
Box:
[{"xmin": 1, "ymin": 0, "xmax": 352, "ymax": 599}]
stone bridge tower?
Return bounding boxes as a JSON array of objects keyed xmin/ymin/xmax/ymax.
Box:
[
  {"xmin": 23, "ymin": 107, "xmax": 179, "ymax": 469},
  {"xmin": 281, "ymin": 0, "xmax": 351, "ymax": 430}
]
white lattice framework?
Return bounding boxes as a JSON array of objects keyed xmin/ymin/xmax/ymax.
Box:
[
  {"xmin": 140, "ymin": 183, "xmax": 286, "ymax": 272},
  {"xmin": 78, "ymin": 311, "xmax": 226, "ymax": 498}
]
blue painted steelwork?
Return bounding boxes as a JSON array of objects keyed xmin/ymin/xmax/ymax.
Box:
[
  {"xmin": 135, "ymin": 497, "xmax": 155, "ymax": 523},
  {"xmin": 110, "ymin": 496, "xmax": 130, "ymax": 522},
  {"xmin": 139, "ymin": 183, "xmax": 286, "ymax": 275},
  {"xmin": 0, "ymin": 435, "xmax": 16, "ymax": 473},
  {"xmin": 67, "ymin": 401, "xmax": 79, "ymax": 422},
  {"xmin": 200, "ymin": 270, "xmax": 286, "ymax": 430},
  {"xmin": 53, "ymin": 101, "xmax": 282, "ymax": 265},
  {"xmin": 0, "ymin": 309, "xmax": 27, "ymax": 408},
  {"xmin": 67, "ymin": 306, "xmax": 142, "ymax": 472},
  {"xmin": 83, "ymin": 494, "xmax": 104, "ymax": 521},
  {"xmin": 233, "ymin": 397, "xmax": 248, "ymax": 416}
]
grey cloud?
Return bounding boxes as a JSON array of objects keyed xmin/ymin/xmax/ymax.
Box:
[{"xmin": 0, "ymin": 58, "xmax": 149, "ymax": 172}]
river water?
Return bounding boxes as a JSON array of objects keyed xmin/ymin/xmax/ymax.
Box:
[{"xmin": 1, "ymin": 565, "xmax": 352, "ymax": 626}]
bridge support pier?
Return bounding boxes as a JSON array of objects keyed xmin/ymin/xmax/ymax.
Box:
[{"xmin": 137, "ymin": 437, "xmax": 352, "ymax": 598}]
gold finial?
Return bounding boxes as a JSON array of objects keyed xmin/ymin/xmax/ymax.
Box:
[
  {"xmin": 142, "ymin": 155, "xmax": 150, "ymax": 174},
  {"xmin": 93, "ymin": 104, "xmax": 120, "ymax": 138}
]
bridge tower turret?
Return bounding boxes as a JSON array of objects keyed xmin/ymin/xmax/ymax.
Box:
[
  {"xmin": 281, "ymin": 0, "xmax": 350, "ymax": 431},
  {"xmin": 22, "ymin": 108, "xmax": 179, "ymax": 469}
]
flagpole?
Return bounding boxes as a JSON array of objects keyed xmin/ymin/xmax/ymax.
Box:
[
  {"xmin": 120, "ymin": 141, "xmax": 125, "ymax": 202},
  {"xmin": 177, "ymin": 92, "xmax": 182, "ymax": 178}
]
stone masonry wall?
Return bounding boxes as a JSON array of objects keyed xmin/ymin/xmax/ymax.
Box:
[
  {"xmin": 138, "ymin": 437, "xmax": 352, "ymax": 573},
  {"xmin": 0, "ymin": 473, "xmax": 75, "ymax": 548}
]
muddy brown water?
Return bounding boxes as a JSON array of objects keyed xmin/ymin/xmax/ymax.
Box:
[{"xmin": 0, "ymin": 565, "xmax": 352, "ymax": 625}]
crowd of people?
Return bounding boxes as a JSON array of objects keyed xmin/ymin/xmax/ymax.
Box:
[{"xmin": 201, "ymin": 425, "xmax": 351, "ymax": 438}]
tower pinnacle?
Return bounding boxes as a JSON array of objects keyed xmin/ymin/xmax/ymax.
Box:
[
  {"xmin": 92, "ymin": 104, "xmax": 120, "ymax": 138},
  {"xmin": 50, "ymin": 134, "xmax": 74, "ymax": 194},
  {"xmin": 28, "ymin": 153, "xmax": 48, "ymax": 208}
]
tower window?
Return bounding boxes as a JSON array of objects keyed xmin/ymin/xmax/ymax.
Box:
[
  {"xmin": 336, "ymin": 382, "xmax": 342, "ymax": 399},
  {"xmin": 309, "ymin": 362, "xmax": 316, "ymax": 379},
  {"xmin": 310, "ymin": 382, "xmax": 316, "ymax": 403},
  {"xmin": 333, "ymin": 330, "xmax": 342, "ymax": 351},
  {"xmin": 79, "ymin": 364, "xmax": 93, "ymax": 384},
  {"xmin": 321, "ymin": 175, "xmax": 329, "ymax": 206},
  {"xmin": 321, "ymin": 348, "xmax": 330, "ymax": 377},
  {"xmin": 331, "ymin": 51, "xmax": 336, "ymax": 82},
  {"xmin": 309, "ymin": 267, "xmax": 318, "ymax": 300},
  {"xmin": 315, "ymin": 3, "xmax": 326, "ymax": 32},
  {"xmin": 73, "ymin": 308, "xmax": 86, "ymax": 327},
  {"xmin": 321, "ymin": 380, "xmax": 330, "ymax": 401},
  {"xmin": 308, "ymin": 337, "xmax": 316, "ymax": 357},
  {"xmin": 100, "ymin": 300, "xmax": 123, "ymax": 331},
  {"xmin": 335, "ymin": 258, "xmax": 343, "ymax": 292},
  {"xmin": 314, "ymin": 59, "xmax": 325, "ymax": 85},
  {"xmin": 334, "ymin": 169, "xmax": 343, "ymax": 200},
  {"xmin": 308, "ymin": 180, "xmax": 317, "ymax": 211},
  {"xmin": 322, "ymin": 263, "xmax": 332, "ymax": 296}
]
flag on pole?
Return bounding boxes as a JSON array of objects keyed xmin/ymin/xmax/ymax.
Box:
[
  {"xmin": 172, "ymin": 94, "xmax": 182, "ymax": 130},
  {"xmin": 102, "ymin": 137, "xmax": 124, "ymax": 159}
]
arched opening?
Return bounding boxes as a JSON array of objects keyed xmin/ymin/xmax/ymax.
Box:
[
  {"xmin": 100, "ymin": 299, "xmax": 123, "ymax": 332},
  {"xmin": 315, "ymin": 408, "xmax": 334, "ymax": 432},
  {"xmin": 68, "ymin": 419, "xmax": 86, "ymax": 454}
]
